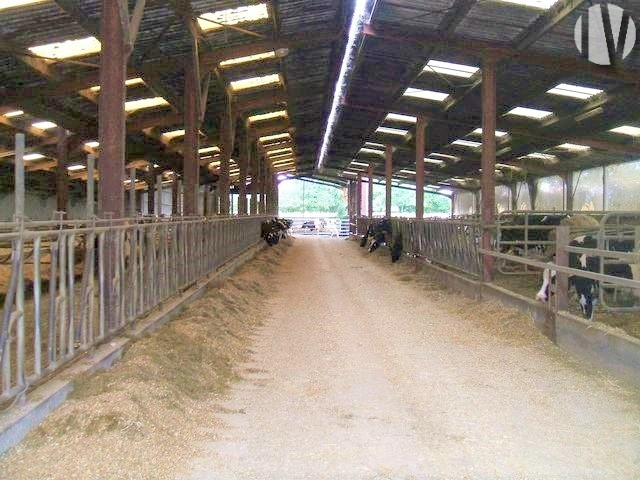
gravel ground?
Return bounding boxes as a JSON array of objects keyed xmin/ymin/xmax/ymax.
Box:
[{"xmin": 184, "ymin": 237, "xmax": 640, "ymax": 480}]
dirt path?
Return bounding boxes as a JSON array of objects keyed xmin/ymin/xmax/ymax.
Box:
[{"xmin": 184, "ymin": 237, "xmax": 640, "ymax": 480}]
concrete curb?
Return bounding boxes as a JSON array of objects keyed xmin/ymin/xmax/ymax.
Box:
[{"xmin": 0, "ymin": 241, "xmax": 266, "ymax": 455}]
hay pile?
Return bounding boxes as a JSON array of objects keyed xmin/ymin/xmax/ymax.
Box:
[
  {"xmin": 364, "ymin": 245, "xmax": 547, "ymax": 348},
  {"xmin": 0, "ymin": 239, "xmax": 292, "ymax": 480}
]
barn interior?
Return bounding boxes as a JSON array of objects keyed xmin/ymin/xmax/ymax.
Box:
[{"xmin": 1, "ymin": 1, "xmax": 640, "ymax": 477}]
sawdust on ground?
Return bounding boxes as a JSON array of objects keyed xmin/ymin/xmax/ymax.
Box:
[{"xmin": 0, "ymin": 239, "xmax": 291, "ymax": 480}]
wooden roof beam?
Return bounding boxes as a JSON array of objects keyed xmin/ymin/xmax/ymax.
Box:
[{"xmin": 513, "ymin": 0, "xmax": 586, "ymax": 50}]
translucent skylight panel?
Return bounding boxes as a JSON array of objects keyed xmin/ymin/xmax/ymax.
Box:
[
  {"xmin": 403, "ymin": 88, "xmax": 449, "ymax": 102},
  {"xmin": 67, "ymin": 164, "xmax": 86, "ymax": 171},
  {"xmin": 259, "ymin": 132, "xmax": 290, "ymax": 143},
  {"xmin": 90, "ymin": 78, "xmax": 145, "ymax": 93},
  {"xmin": 385, "ymin": 113, "xmax": 417, "ymax": 123},
  {"xmin": 472, "ymin": 128, "xmax": 509, "ymax": 137},
  {"xmin": 231, "ymin": 74, "xmax": 281, "ymax": 92},
  {"xmin": 424, "ymin": 60, "xmax": 479, "ymax": 78},
  {"xmin": 364, "ymin": 142, "xmax": 385, "ymax": 149},
  {"xmin": 0, "ymin": 0, "xmax": 47, "ymax": 10},
  {"xmin": 351, "ymin": 161, "xmax": 370, "ymax": 167},
  {"xmin": 267, "ymin": 147, "xmax": 293, "ymax": 156},
  {"xmin": 452, "ymin": 139, "xmax": 482, "ymax": 148},
  {"xmin": 32, "ymin": 121, "xmax": 56, "ymax": 130},
  {"xmin": 125, "ymin": 97, "xmax": 169, "ymax": 112},
  {"xmin": 376, "ymin": 126, "xmax": 409, "ymax": 136},
  {"xmin": 547, "ymin": 83, "xmax": 603, "ymax": 100},
  {"xmin": 519, "ymin": 152, "xmax": 557, "ymax": 161},
  {"xmin": 198, "ymin": 4, "xmax": 269, "ymax": 32},
  {"xmin": 610, "ymin": 126, "xmax": 640, "ymax": 137},
  {"xmin": 161, "ymin": 129, "xmax": 186, "ymax": 142},
  {"xmin": 85, "ymin": 141, "xmax": 100, "ymax": 148},
  {"xmin": 199, "ymin": 146, "xmax": 220, "ymax": 154},
  {"xmin": 359, "ymin": 148, "xmax": 385, "ymax": 155},
  {"xmin": 220, "ymin": 51, "xmax": 276, "ymax": 67},
  {"xmin": 400, "ymin": 169, "xmax": 416, "ymax": 175},
  {"xmin": 556, "ymin": 143, "xmax": 591, "ymax": 151},
  {"xmin": 507, "ymin": 106, "xmax": 553, "ymax": 120},
  {"xmin": 248, "ymin": 110, "xmax": 287, "ymax": 124},
  {"xmin": 424, "ymin": 158, "xmax": 445, "ymax": 165},
  {"xmin": 498, "ymin": 0, "xmax": 559, "ymax": 8},
  {"xmin": 342, "ymin": 171, "xmax": 358, "ymax": 176},
  {"xmin": 4, "ymin": 110, "xmax": 24, "ymax": 118},
  {"xmin": 29, "ymin": 36, "xmax": 101, "ymax": 60},
  {"xmin": 23, "ymin": 153, "xmax": 44, "ymax": 161}
]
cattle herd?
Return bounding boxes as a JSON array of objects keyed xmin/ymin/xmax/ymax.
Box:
[
  {"xmin": 359, "ymin": 218, "xmax": 403, "ymax": 263},
  {"xmin": 357, "ymin": 214, "xmax": 639, "ymax": 320},
  {"xmin": 261, "ymin": 218, "xmax": 293, "ymax": 246}
]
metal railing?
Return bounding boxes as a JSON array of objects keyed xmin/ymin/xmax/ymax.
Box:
[
  {"xmin": 481, "ymin": 225, "xmax": 640, "ymax": 316},
  {"xmin": 0, "ymin": 215, "xmax": 264, "ymax": 406},
  {"xmin": 496, "ymin": 210, "xmax": 605, "ymax": 275},
  {"xmin": 392, "ymin": 218, "xmax": 483, "ymax": 277},
  {"xmin": 355, "ymin": 216, "xmax": 482, "ymax": 277}
]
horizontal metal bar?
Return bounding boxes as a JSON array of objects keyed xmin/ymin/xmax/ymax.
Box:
[{"xmin": 480, "ymin": 248, "xmax": 640, "ymax": 289}]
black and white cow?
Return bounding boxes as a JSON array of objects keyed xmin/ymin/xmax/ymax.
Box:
[
  {"xmin": 261, "ymin": 218, "xmax": 293, "ymax": 246},
  {"xmin": 360, "ymin": 218, "xmax": 392, "ymax": 253},
  {"xmin": 536, "ymin": 235, "xmax": 638, "ymax": 320}
]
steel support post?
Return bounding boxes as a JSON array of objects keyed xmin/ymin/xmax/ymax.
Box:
[
  {"xmin": 415, "ymin": 117, "xmax": 426, "ymax": 219},
  {"xmin": 385, "ymin": 145, "xmax": 393, "ymax": 218},
  {"xmin": 356, "ymin": 173, "xmax": 363, "ymax": 218},
  {"xmin": 172, "ymin": 177, "xmax": 179, "ymax": 215},
  {"xmin": 481, "ymin": 58, "xmax": 497, "ymax": 282},
  {"xmin": 98, "ymin": 0, "xmax": 126, "ymax": 331},
  {"xmin": 367, "ymin": 163, "xmax": 374, "ymax": 218},
  {"xmin": 98, "ymin": 0, "xmax": 126, "ymax": 219},
  {"xmin": 250, "ymin": 141, "xmax": 259, "ymax": 215},
  {"xmin": 56, "ymin": 126, "xmax": 69, "ymax": 215},
  {"xmin": 183, "ymin": 59, "xmax": 199, "ymax": 216},
  {"xmin": 128, "ymin": 167, "xmax": 136, "ymax": 217},
  {"xmin": 238, "ymin": 131, "xmax": 248, "ymax": 215},
  {"xmin": 86, "ymin": 154, "xmax": 95, "ymax": 218}
]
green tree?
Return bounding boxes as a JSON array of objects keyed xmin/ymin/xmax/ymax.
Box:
[{"xmin": 278, "ymin": 179, "xmax": 347, "ymax": 216}]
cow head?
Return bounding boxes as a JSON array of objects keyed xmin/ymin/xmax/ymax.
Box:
[{"xmin": 573, "ymin": 277, "xmax": 596, "ymax": 320}]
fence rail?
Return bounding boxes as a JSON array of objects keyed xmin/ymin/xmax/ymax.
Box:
[{"xmin": 0, "ymin": 215, "xmax": 264, "ymax": 406}]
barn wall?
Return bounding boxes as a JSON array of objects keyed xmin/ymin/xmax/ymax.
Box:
[{"xmin": 0, "ymin": 191, "xmax": 87, "ymax": 221}]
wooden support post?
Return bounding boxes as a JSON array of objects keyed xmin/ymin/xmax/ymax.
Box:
[
  {"xmin": 55, "ymin": 127, "xmax": 69, "ymax": 215},
  {"xmin": 555, "ymin": 226, "xmax": 570, "ymax": 312},
  {"xmin": 98, "ymin": 0, "xmax": 126, "ymax": 219},
  {"xmin": 481, "ymin": 57, "xmax": 497, "ymax": 282},
  {"xmin": 415, "ymin": 117, "xmax": 426, "ymax": 219},
  {"xmin": 367, "ymin": 163, "xmax": 374, "ymax": 218},
  {"xmin": 238, "ymin": 131, "xmax": 248, "ymax": 215},
  {"xmin": 385, "ymin": 145, "xmax": 393, "ymax": 218},
  {"xmin": 183, "ymin": 58, "xmax": 199, "ymax": 216}
]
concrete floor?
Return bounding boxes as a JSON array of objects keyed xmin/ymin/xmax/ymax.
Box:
[{"xmin": 183, "ymin": 237, "xmax": 640, "ymax": 480}]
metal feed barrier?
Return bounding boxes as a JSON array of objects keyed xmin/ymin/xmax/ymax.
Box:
[
  {"xmin": 496, "ymin": 210, "xmax": 606, "ymax": 275},
  {"xmin": 0, "ymin": 215, "xmax": 264, "ymax": 407},
  {"xmin": 355, "ymin": 217, "xmax": 482, "ymax": 277},
  {"xmin": 355, "ymin": 214, "xmax": 640, "ymax": 315}
]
